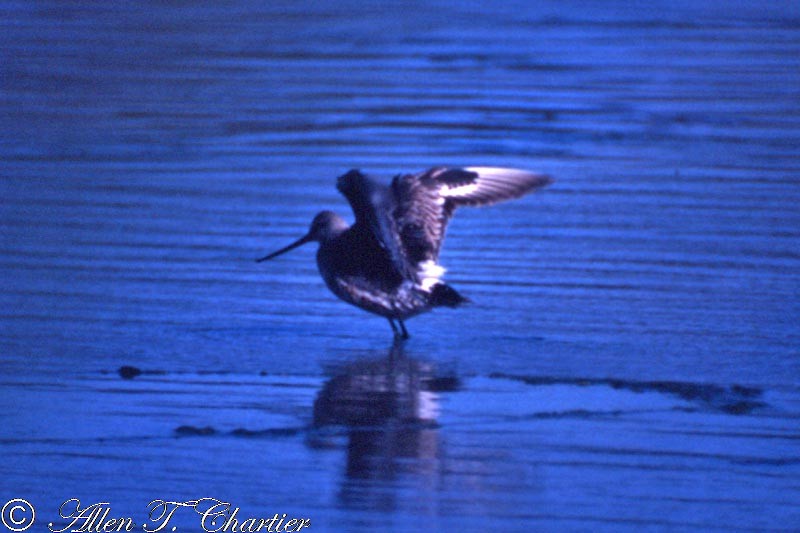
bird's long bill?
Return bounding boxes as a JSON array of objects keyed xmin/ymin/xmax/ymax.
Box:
[{"xmin": 256, "ymin": 234, "xmax": 312, "ymax": 262}]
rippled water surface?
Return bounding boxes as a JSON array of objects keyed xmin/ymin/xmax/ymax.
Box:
[{"xmin": 2, "ymin": 1, "xmax": 799, "ymax": 531}]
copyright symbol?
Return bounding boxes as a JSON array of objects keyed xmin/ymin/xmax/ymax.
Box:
[{"xmin": 1, "ymin": 499, "xmax": 35, "ymax": 531}]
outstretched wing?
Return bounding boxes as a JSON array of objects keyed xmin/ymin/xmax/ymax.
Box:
[
  {"xmin": 335, "ymin": 169, "xmax": 412, "ymax": 282},
  {"xmin": 391, "ymin": 166, "xmax": 552, "ymax": 265}
]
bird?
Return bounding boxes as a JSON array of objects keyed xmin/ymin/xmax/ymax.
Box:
[{"xmin": 257, "ymin": 166, "xmax": 552, "ymax": 339}]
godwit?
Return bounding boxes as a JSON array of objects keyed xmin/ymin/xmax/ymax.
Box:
[{"xmin": 257, "ymin": 167, "xmax": 552, "ymax": 338}]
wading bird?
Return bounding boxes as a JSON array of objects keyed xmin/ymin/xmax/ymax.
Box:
[{"xmin": 257, "ymin": 167, "xmax": 552, "ymax": 339}]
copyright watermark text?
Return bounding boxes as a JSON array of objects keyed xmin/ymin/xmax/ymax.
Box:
[
  {"xmin": 1, "ymin": 498, "xmax": 310, "ymax": 533},
  {"xmin": 1, "ymin": 500, "xmax": 35, "ymax": 532}
]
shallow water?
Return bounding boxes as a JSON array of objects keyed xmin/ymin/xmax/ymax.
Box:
[{"xmin": 2, "ymin": 1, "xmax": 799, "ymax": 531}]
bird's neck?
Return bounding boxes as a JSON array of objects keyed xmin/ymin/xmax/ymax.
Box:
[{"xmin": 319, "ymin": 219, "xmax": 350, "ymax": 244}]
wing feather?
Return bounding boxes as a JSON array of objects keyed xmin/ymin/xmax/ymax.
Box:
[
  {"xmin": 391, "ymin": 166, "xmax": 552, "ymax": 266},
  {"xmin": 442, "ymin": 167, "xmax": 552, "ymax": 206},
  {"xmin": 336, "ymin": 169, "xmax": 412, "ymax": 282}
]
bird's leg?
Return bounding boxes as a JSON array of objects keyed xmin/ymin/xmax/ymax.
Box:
[
  {"xmin": 387, "ymin": 318, "xmax": 399, "ymax": 336},
  {"xmin": 398, "ymin": 319, "xmax": 409, "ymax": 339}
]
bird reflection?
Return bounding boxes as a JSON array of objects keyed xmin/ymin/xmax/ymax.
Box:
[{"xmin": 309, "ymin": 339, "xmax": 459, "ymax": 487}]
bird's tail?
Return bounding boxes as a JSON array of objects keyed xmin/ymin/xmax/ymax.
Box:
[{"xmin": 429, "ymin": 283, "xmax": 470, "ymax": 308}]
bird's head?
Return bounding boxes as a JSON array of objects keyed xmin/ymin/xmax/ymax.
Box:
[{"xmin": 256, "ymin": 211, "xmax": 348, "ymax": 262}]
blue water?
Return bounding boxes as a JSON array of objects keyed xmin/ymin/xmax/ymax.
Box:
[{"xmin": 2, "ymin": 1, "xmax": 799, "ymax": 531}]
